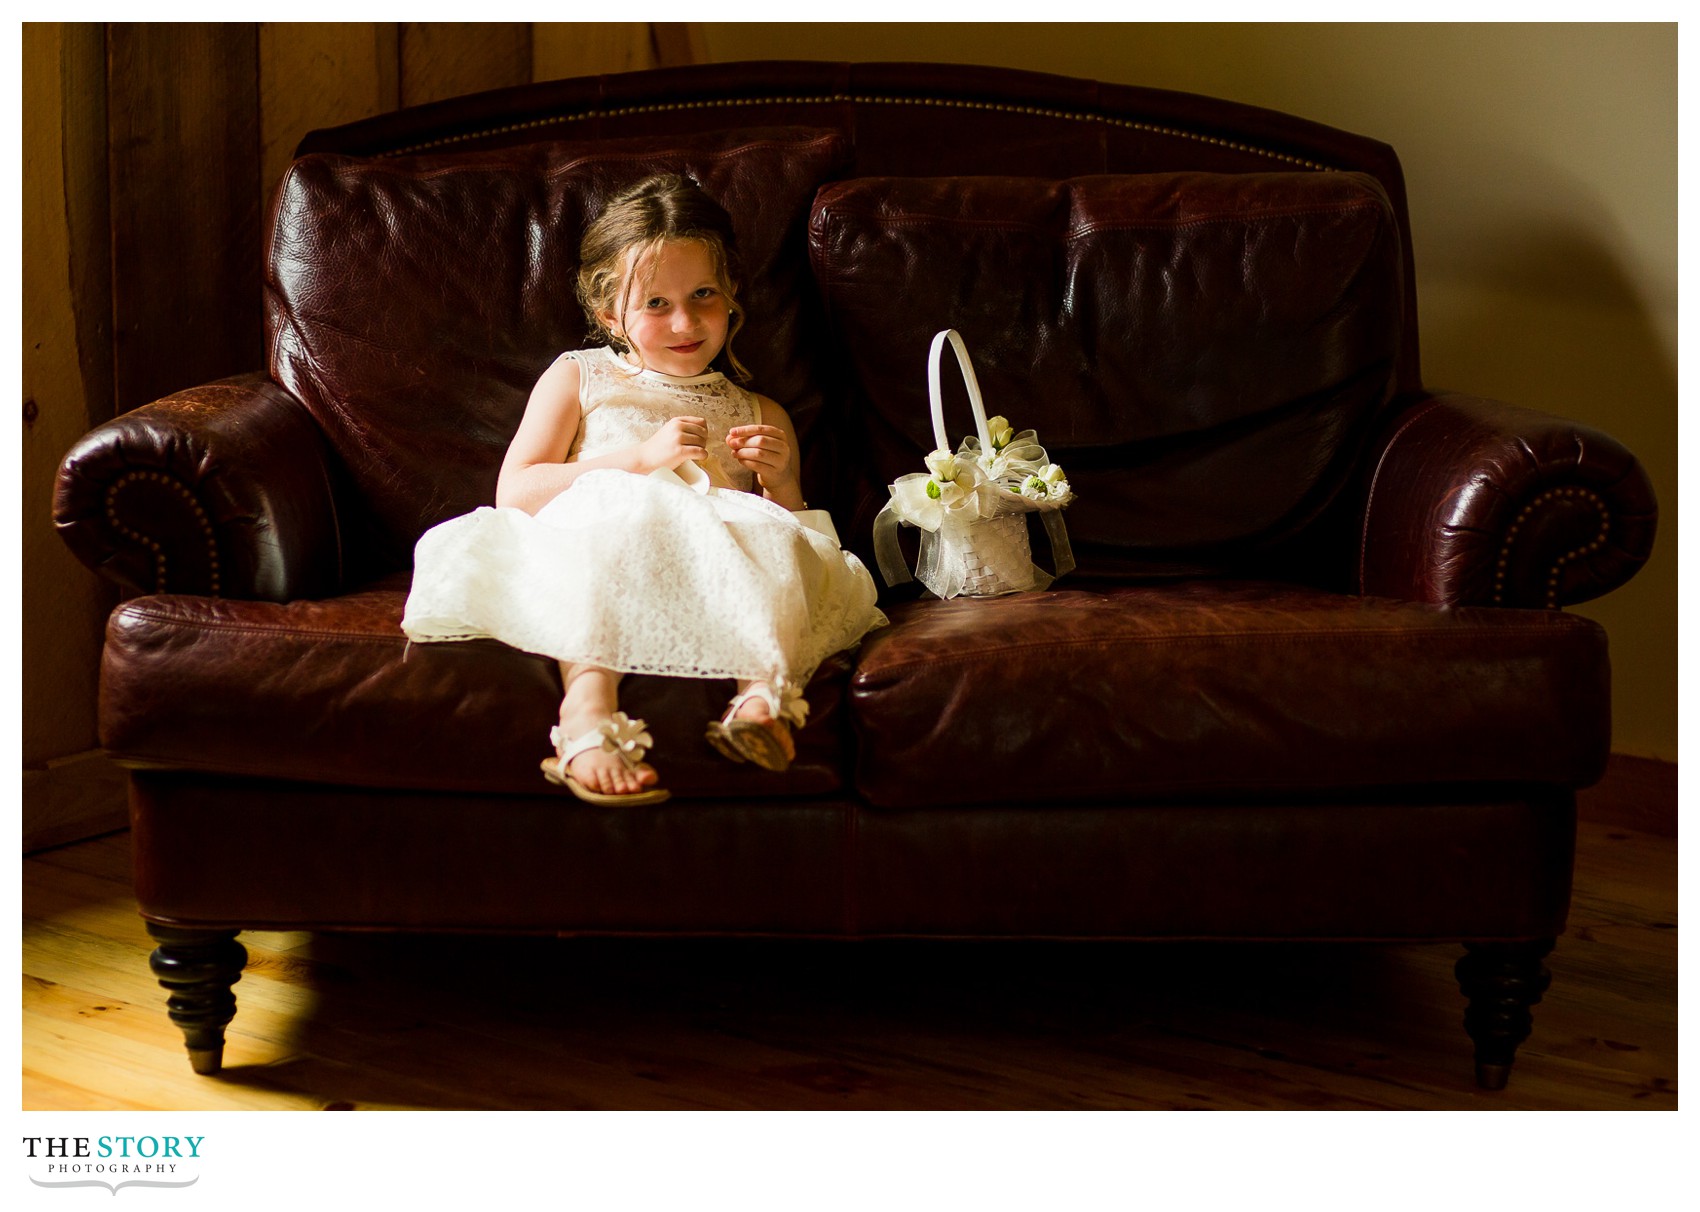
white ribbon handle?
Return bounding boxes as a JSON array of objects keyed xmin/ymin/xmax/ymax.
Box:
[
  {"xmin": 928, "ymin": 329, "xmax": 993, "ymax": 455},
  {"xmin": 872, "ymin": 501, "xmax": 913, "ymax": 587}
]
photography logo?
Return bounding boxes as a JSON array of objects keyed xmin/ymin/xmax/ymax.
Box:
[{"xmin": 23, "ymin": 1135, "xmax": 202, "ymax": 1195}]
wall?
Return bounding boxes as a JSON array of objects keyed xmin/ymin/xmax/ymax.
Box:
[{"xmin": 699, "ymin": 22, "xmax": 1677, "ymax": 760}]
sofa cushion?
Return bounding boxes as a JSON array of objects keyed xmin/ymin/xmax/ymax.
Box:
[
  {"xmin": 266, "ymin": 127, "xmax": 850, "ymax": 570},
  {"xmin": 847, "ymin": 583, "xmax": 1609, "ymax": 809},
  {"xmin": 99, "ymin": 576, "xmax": 853, "ymax": 798},
  {"xmin": 808, "ymin": 172, "xmax": 1404, "ymax": 580}
]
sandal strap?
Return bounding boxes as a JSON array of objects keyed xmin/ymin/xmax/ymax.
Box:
[
  {"xmin": 549, "ymin": 712, "xmax": 654, "ymax": 771},
  {"xmin": 724, "ymin": 679, "xmax": 810, "ymax": 729}
]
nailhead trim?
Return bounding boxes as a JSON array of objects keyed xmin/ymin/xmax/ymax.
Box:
[
  {"xmin": 381, "ymin": 93, "xmax": 1334, "ymax": 171},
  {"xmin": 104, "ymin": 470, "xmax": 221, "ymax": 596},
  {"xmin": 1493, "ymin": 486, "xmax": 1610, "ymax": 609}
]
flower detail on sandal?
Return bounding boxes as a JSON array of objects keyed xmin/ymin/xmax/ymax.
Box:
[
  {"xmin": 769, "ymin": 678, "xmax": 809, "ymax": 729},
  {"xmin": 549, "ymin": 711, "xmax": 654, "ymax": 767},
  {"xmin": 543, "ymin": 712, "xmax": 668, "ymax": 805}
]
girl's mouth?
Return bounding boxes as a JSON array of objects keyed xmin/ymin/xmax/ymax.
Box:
[{"xmin": 669, "ymin": 341, "xmax": 704, "ymax": 355}]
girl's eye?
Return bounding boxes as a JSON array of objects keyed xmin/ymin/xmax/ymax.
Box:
[
  {"xmin": 645, "ymin": 298, "xmax": 667, "ymax": 310},
  {"xmin": 694, "ymin": 287, "xmax": 719, "ymax": 299}
]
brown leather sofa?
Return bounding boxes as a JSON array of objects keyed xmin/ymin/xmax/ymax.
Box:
[{"xmin": 53, "ymin": 62, "xmax": 1656, "ymax": 1093}]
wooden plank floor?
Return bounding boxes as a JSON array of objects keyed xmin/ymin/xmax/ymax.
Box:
[{"xmin": 22, "ymin": 818, "xmax": 1675, "ymax": 1110}]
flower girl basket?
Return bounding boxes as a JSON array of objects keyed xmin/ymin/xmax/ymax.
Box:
[{"xmin": 873, "ymin": 329, "xmax": 1076, "ymax": 599}]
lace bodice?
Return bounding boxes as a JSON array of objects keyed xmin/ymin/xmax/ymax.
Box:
[{"xmin": 562, "ymin": 346, "xmax": 758, "ymax": 492}]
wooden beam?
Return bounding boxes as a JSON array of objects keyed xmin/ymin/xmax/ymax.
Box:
[
  {"xmin": 650, "ymin": 23, "xmax": 705, "ymax": 69},
  {"xmin": 398, "ymin": 22, "xmax": 531, "ymax": 108},
  {"xmin": 532, "ymin": 22, "xmax": 655, "ymax": 80},
  {"xmin": 107, "ymin": 23, "xmax": 263, "ymax": 413},
  {"xmin": 21, "ymin": 22, "xmax": 117, "ymax": 787},
  {"xmin": 259, "ymin": 23, "xmax": 400, "ymax": 203},
  {"xmin": 61, "ymin": 21, "xmax": 114, "ymax": 431}
]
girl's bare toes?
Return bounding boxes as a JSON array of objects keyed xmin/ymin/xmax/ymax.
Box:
[
  {"xmin": 563, "ymin": 746, "xmax": 658, "ymax": 797},
  {"xmin": 570, "ymin": 751, "xmax": 615, "ymax": 793}
]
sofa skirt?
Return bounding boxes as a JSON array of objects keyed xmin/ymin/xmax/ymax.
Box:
[{"xmin": 128, "ymin": 772, "xmax": 1573, "ymax": 943}]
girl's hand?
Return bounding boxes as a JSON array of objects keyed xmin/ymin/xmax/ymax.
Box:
[
  {"xmin": 726, "ymin": 424, "xmax": 793, "ymax": 486},
  {"xmin": 640, "ymin": 416, "xmax": 708, "ymax": 473}
]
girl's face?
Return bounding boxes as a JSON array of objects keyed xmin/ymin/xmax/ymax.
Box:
[{"xmin": 605, "ymin": 239, "xmax": 731, "ymax": 378}]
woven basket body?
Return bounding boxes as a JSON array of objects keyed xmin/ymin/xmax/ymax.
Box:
[{"xmin": 919, "ymin": 512, "xmax": 1036, "ymax": 597}]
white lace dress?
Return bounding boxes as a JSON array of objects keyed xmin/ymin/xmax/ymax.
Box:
[{"xmin": 401, "ymin": 347, "xmax": 886, "ymax": 702}]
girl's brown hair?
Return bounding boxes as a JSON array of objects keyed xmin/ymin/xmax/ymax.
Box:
[{"xmin": 576, "ymin": 174, "xmax": 750, "ymax": 381}]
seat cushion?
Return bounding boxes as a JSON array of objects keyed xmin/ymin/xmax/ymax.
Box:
[
  {"xmin": 808, "ymin": 171, "xmax": 1404, "ymax": 581},
  {"xmin": 99, "ymin": 576, "xmax": 852, "ymax": 798},
  {"xmin": 848, "ymin": 583, "xmax": 1609, "ymax": 809}
]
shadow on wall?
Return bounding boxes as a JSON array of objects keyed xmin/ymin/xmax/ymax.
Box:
[
  {"xmin": 1414, "ymin": 146, "xmax": 1674, "ymax": 392},
  {"xmin": 1419, "ymin": 221, "xmax": 1675, "ymax": 449}
]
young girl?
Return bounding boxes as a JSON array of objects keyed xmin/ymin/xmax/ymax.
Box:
[{"xmin": 401, "ymin": 175, "xmax": 885, "ymax": 805}]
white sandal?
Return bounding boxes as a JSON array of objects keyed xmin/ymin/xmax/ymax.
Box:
[
  {"xmin": 705, "ymin": 681, "xmax": 808, "ymax": 773},
  {"xmin": 542, "ymin": 712, "xmax": 670, "ymax": 805}
]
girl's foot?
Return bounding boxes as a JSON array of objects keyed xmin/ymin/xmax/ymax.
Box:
[
  {"xmin": 706, "ymin": 681, "xmax": 804, "ymax": 772},
  {"xmin": 730, "ymin": 688, "xmax": 796, "ymax": 765},
  {"xmin": 547, "ymin": 664, "xmax": 667, "ymax": 804},
  {"xmin": 551, "ymin": 712, "xmax": 663, "ymax": 796}
]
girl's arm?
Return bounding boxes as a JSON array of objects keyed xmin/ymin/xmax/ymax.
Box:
[
  {"xmin": 496, "ymin": 357, "xmax": 708, "ymax": 515},
  {"xmin": 727, "ymin": 395, "xmax": 807, "ymax": 511}
]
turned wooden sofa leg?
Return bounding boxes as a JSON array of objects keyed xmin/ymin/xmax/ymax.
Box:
[
  {"xmin": 1454, "ymin": 939, "xmax": 1554, "ymax": 1090},
  {"xmin": 145, "ymin": 924, "xmax": 247, "ymax": 1075}
]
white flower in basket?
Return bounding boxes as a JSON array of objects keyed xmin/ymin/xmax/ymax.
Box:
[{"xmin": 873, "ymin": 330, "xmax": 1077, "ymax": 599}]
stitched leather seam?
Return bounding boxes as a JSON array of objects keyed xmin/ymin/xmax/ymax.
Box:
[
  {"xmin": 327, "ymin": 134, "xmax": 844, "ymax": 179},
  {"xmin": 822, "ymin": 214, "xmax": 1056, "ymax": 234},
  {"xmin": 1065, "ymin": 199, "xmax": 1386, "ymax": 237},
  {"xmin": 379, "ymin": 94, "xmax": 1335, "ymax": 171},
  {"xmin": 1356, "ymin": 397, "xmax": 1443, "ymax": 594},
  {"xmin": 114, "ymin": 608, "xmax": 401, "ymax": 644},
  {"xmin": 855, "ymin": 623, "xmax": 1598, "ymax": 679},
  {"xmin": 816, "ymin": 199, "xmax": 1383, "ymax": 238},
  {"xmin": 114, "ymin": 614, "xmax": 1586, "ymax": 655},
  {"xmin": 105, "ymin": 472, "xmax": 221, "ymax": 597}
]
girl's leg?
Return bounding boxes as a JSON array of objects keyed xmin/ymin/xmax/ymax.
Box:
[{"xmin": 556, "ymin": 662, "xmax": 660, "ymax": 795}]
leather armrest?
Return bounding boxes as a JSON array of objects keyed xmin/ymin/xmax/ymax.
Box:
[
  {"xmin": 1357, "ymin": 391, "xmax": 1656, "ymax": 608},
  {"xmin": 54, "ymin": 374, "xmax": 342, "ymax": 601}
]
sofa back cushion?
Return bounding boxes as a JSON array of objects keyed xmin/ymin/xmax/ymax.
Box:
[
  {"xmin": 808, "ymin": 171, "xmax": 1404, "ymax": 580},
  {"xmin": 266, "ymin": 127, "xmax": 849, "ymax": 571}
]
